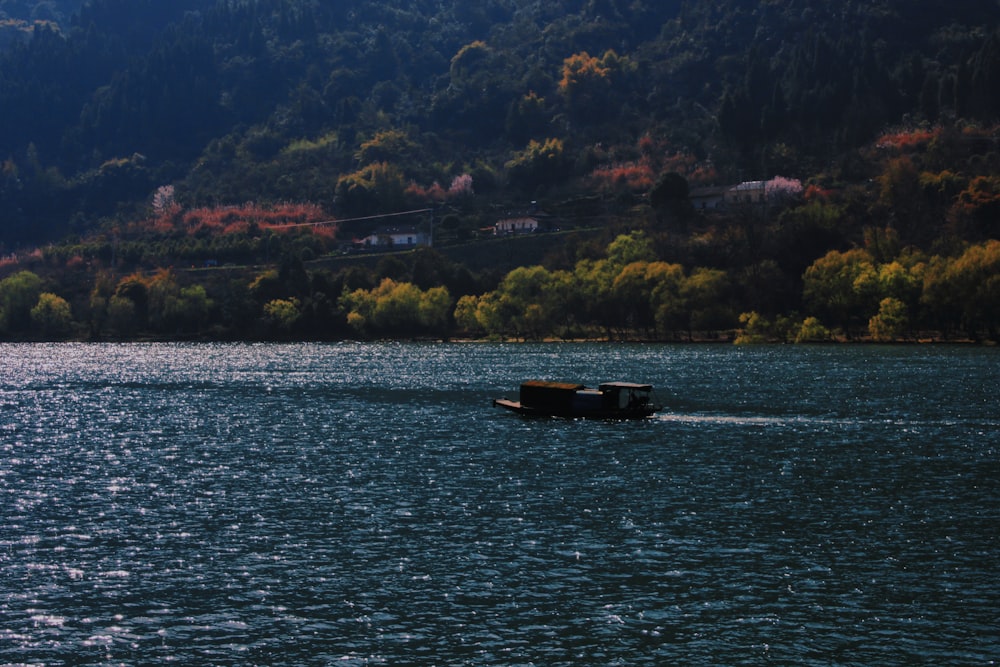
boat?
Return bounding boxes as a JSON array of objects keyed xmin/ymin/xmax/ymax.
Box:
[{"xmin": 492, "ymin": 380, "xmax": 661, "ymax": 419}]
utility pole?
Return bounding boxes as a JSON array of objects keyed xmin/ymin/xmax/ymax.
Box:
[{"xmin": 428, "ymin": 207, "xmax": 434, "ymax": 247}]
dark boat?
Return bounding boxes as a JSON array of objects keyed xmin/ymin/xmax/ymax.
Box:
[{"xmin": 493, "ymin": 380, "xmax": 661, "ymax": 419}]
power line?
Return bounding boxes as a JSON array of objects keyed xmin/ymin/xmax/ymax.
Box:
[{"xmin": 273, "ymin": 208, "xmax": 433, "ymax": 228}]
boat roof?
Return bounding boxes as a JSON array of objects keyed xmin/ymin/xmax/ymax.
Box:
[
  {"xmin": 599, "ymin": 382, "xmax": 653, "ymax": 391},
  {"xmin": 519, "ymin": 380, "xmax": 653, "ymax": 391},
  {"xmin": 521, "ymin": 380, "xmax": 585, "ymax": 391}
]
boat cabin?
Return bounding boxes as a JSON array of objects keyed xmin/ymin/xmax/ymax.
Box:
[{"xmin": 494, "ymin": 379, "xmax": 659, "ymax": 419}]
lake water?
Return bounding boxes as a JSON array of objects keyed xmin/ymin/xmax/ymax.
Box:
[{"xmin": 1, "ymin": 342, "xmax": 998, "ymax": 666}]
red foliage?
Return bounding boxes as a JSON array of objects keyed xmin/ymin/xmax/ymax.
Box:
[
  {"xmin": 65, "ymin": 255, "xmax": 87, "ymax": 270},
  {"xmin": 804, "ymin": 184, "xmax": 834, "ymax": 201},
  {"xmin": 658, "ymin": 153, "xmax": 719, "ymax": 186},
  {"xmin": 589, "ymin": 161, "xmax": 655, "ymax": 193},
  {"xmin": 637, "ymin": 134, "xmax": 659, "ymax": 156},
  {"xmin": 588, "ymin": 140, "xmax": 718, "ymax": 193},
  {"xmin": 875, "ymin": 127, "xmax": 940, "ymax": 153},
  {"xmin": 406, "ymin": 181, "xmax": 447, "ymax": 203},
  {"xmin": 137, "ymin": 202, "xmax": 335, "ymax": 238},
  {"xmin": 406, "ymin": 174, "xmax": 474, "ymax": 203}
]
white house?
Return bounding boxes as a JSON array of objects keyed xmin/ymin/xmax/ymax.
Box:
[
  {"xmin": 725, "ymin": 180, "xmax": 767, "ymax": 206},
  {"xmin": 362, "ymin": 226, "xmax": 428, "ymax": 248},
  {"xmin": 494, "ymin": 216, "xmax": 539, "ymax": 235}
]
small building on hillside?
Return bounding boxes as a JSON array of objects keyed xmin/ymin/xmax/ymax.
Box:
[
  {"xmin": 689, "ymin": 186, "xmax": 728, "ymax": 211},
  {"xmin": 690, "ymin": 178, "xmax": 802, "ymax": 213},
  {"xmin": 725, "ymin": 180, "xmax": 767, "ymax": 206},
  {"xmin": 361, "ymin": 226, "xmax": 428, "ymax": 249},
  {"xmin": 495, "ymin": 216, "xmax": 540, "ymax": 235}
]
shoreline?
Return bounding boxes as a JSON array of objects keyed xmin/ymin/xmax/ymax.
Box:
[{"xmin": 0, "ymin": 334, "xmax": 993, "ymax": 346}]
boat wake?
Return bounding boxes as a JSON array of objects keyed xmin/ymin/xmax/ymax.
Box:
[
  {"xmin": 653, "ymin": 412, "xmax": 999, "ymax": 430},
  {"xmin": 654, "ymin": 412, "xmax": 839, "ymax": 427}
]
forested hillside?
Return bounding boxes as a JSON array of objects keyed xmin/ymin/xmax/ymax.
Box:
[{"xmin": 1, "ymin": 0, "xmax": 999, "ymax": 342}]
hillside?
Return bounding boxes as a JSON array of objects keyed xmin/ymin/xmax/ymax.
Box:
[
  {"xmin": 1, "ymin": 0, "xmax": 999, "ymax": 342},
  {"xmin": 1, "ymin": 0, "xmax": 998, "ymax": 244}
]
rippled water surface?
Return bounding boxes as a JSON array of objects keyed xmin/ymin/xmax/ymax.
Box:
[{"xmin": 1, "ymin": 343, "xmax": 998, "ymax": 665}]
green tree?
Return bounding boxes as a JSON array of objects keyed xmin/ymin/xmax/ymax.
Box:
[
  {"xmin": 372, "ymin": 281, "xmax": 422, "ymax": 332},
  {"xmin": 921, "ymin": 240, "xmax": 1000, "ymax": 339},
  {"xmin": 648, "ymin": 262, "xmax": 688, "ymax": 338},
  {"xmin": 113, "ymin": 273, "xmax": 150, "ymax": 330},
  {"xmin": 869, "ymin": 297, "xmax": 909, "ymax": 341},
  {"xmin": 107, "ymin": 295, "xmax": 139, "ymax": 337},
  {"xmin": 454, "ymin": 294, "xmax": 483, "ymax": 334},
  {"xmin": 0, "ymin": 271, "xmax": 43, "ymax": 335},
  {"xmin": 334, "ymin": 162, "xmax": 408, "ymax": 216},
  {"xmin": 88, "ymin": 271, "xmax": 116, "ymax": 338},
  {"xmin": 505, "ymin": 91, "xmax": 549, "ymax": 143},
  {"xmin": 418, "ymin": 286, "xmax": 453, "ymax": 336},
  {"xmin": 612, "ymin": 260, "xmax": 687, "ymax": 337},
  {"xmin": 612, "ymin": 261, "xmax": 659, "ymax": 334},
  {"xmin": 505, "ymin": 138, "xmax": 569, "ymax": 190},
  {"xmin": 341, "ymin": 278, "xmax": 452, "ymax": 338},
  {"xmin": 30, "ymin": 292, "xmax": 74, "ymax": 338},
  {"xmin": 489, "ymin": 266, "xmax": 564, "ymax": 339},
  {"xmin": 263, "ymin": 298, "xmax": 302, "ymax": 334},
  {"xmin": 435, "ymin": 40, "xmax": 514, "ymax": 143},
  {"xmin": 681, "ymin": 267, "xmax": 733, "ymax": 338},
  {"xmin": 146, "ymin": 269, "xmax": 180, "ymax": 333},
  {"xmin": 454, "ymin": 291, "xmax": 512, "ymax": 339},
  {"xmin": 573, "ymin": 258, "xmax": 618, "ymax": 336},
  {"xmin": 795, "ymin": 316, "xmax": 831, "ymax": 343},
  {"xmin": 558, "ymin": 50, "xmax": 633, "ymax": 122},
  {"xmin": 802, "ymin": 249, "xmax": 878, "ymax": 336},
  {"xmin": 606, "ymin": 231, "xmax": 656, "ymax": 266},
  {"xmin": 734, "ymin": 311, "xmax": 772, "ymax": 345},
  {"xmin": 355, "ymin": 129, "xmax": 419, "ymax": 166}
]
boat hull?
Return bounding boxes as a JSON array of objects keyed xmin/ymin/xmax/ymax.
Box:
[{"xmin": 492, "ymin": 398, "xmax": 659, "ymax": 420}]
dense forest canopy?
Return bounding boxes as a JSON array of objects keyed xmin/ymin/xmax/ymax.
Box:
[
  {"xmin": 1, "ymin": 0, "xmax": 999, "ymax": 245},
  {"xmin": 1, "ymin": 0, "xmax": 1000, "ymax": 342}
]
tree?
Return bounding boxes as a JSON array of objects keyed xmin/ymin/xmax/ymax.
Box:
[
  {"xmin": 648, "ymin": 262, "xmax": 687, "ymax": 338},
  {"xmin": 490, "ymin": 266, "xmax": 562, "ymax": 339},
  {"xmin": 30, "ymin": 292, "xmax": 74, "ymax": 338},
  {"xmin": 869, "ymin": 297, "xmax": 909, "ymax": 341},
  {"xmin": 107, "ymin": 295, "xmax": 139, "ymax": 337},
  {"xmin": 355, "ymin": 129, "xmax": 419, "ymax": 166},
  {"xmin": 612, "ymin": 262, "xmax": 659, "ymax": 334},
  {"xmin": 0, "ymin": 271, "xmax": 43, "ymax": 335},
  {"xmin": 341, "ymin": 278, "xmax": 453, "ymax": 338},
  {"xmin": 606, "ymin": 231, "xmax": 656, "ymax": 266},
  {"xmin": 175, "ymin": 285, "xmax": 214, "ymax": 333},
  {"xmin": 418, "ymin": 286, "xmax": 453, "ymax": 336},
  {"xmin": 558, "ymin": 50, "xmax": 632, "ymax": 122},
  {"xmin": 649, "ymin": 172, "xmax": 691, "ymax": 224},
  {"xmin": 263, "ymin": 298, "xmax": 302, "ymax": 335},
  {"xmin": 113, "ymin": 273, "xmax": 150, "ymax": 330},
  {"xmin": 795, "ymin": 316, "xmax": 831, "ymax": 343},
  {"xmin": 611, "ymin": 260, "xmax": 688, "ymax": 337},
  {"xmin": 950, "ymin": 175, "xmax": 1000, "ymax": 240},
  {"xmin": 802, "ymin": 249, "xmax": 878, "ymax": 335},
  {"xmin": 734, "ymin": 311, "xmax": 772, "ymax": 345},
  {"xmin": 334, "ymin": 162, "xmax": 408, "ymax": 216},
  {"xmin": 681, "ymin": 267, "xmax": 734, "ymax": 338},
  {"xmin": 505, "ymin": 138, "xmax": 569, "ymax": 190},
  {"xmin": 505, "ymin": 91, "xmax": 550, "ymax": 143},
  {"xmin": 454, "ymin": 294, "xmax": 483, "ymax": 335},
  {"xmin": 921, "ymin": 240, "xmax": 1000, "ymax": 339}
]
